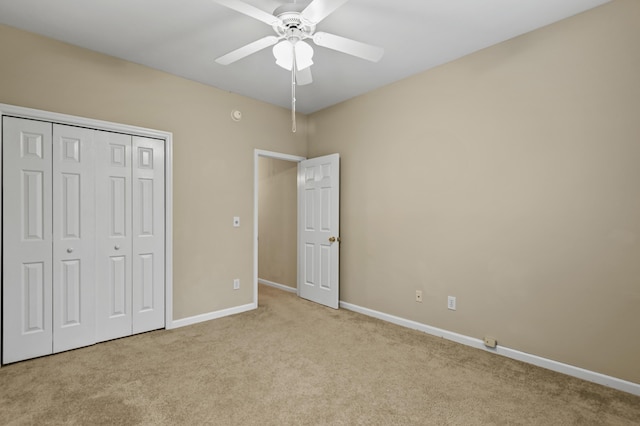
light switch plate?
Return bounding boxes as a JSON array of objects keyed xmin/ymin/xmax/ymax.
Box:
[
  {"xmin": 233, "ymin": 216, "xmax": 240, "ymax": 227},
  {"xmin": 447, "ymin": 296, "xmax": 456, "ymax": 311}
]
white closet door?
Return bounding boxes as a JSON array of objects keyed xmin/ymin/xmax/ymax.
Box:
[
  {"xmin": 2, "ymin": 117, "xmax": 53, "ymax": 363},
  {"xmin": 3, "ymin": 115, "xmax": 166, "ymax": 362},
  {"xmin": 52, "ymin": 124, "xmax": 96, "ymax": 353},
  {"xmin": 95, "ymin": 131, "xmax": 133, "ymax": 343},
  {"xmin": 132, "ymin": 136, "xmax": 165, "ymax": 333}
]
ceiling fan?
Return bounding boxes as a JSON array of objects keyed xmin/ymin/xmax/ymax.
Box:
[{"xmin": 213, "ymin": 0, "xmax": 385, "ymax": 86}]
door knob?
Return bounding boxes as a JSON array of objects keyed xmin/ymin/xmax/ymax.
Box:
[
  {"xmin": 329, "ymin": 236, "xmax": 336, "ymax": 242},
  {"xmin": 66, "ymin": 248, "xmax": 73, "ymax": 253},
  {"xmin": 114, "ymin": 245, "xmax": 121, "ymax": 250}
]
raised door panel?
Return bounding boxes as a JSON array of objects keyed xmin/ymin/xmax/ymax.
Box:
[
  {"xmin": 132, "ymin": 137, "xmax": 165, "ymax": 333},
  {"xmin": 52, "ymin": 124, "xmax": 96, "ymax": 353},
  {"xmin": 2, "ymin": 117, "xmax": 53, "ymax": 363},
  {"xmin": 95, "ymin": 131, "xmax": 133, "ymax": 343}
]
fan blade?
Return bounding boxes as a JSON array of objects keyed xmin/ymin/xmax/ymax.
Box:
[
  {"xmin": 296, "ymin": 67, "xmax": 313, "ymax": 86},
  {"xmin": 214, "ymin": 0, "xmax": 281, "ymax": 26},
  {"xmin": 313, "ymin": 32, "xmax": 384, "ymax": 62},
  {"xmin": 216, "ymin": 35, "xmax": 280, "ymax": 65},
  {"xmin": 301, "ymin": 0, "xmax": 350, "ymax": 24}
]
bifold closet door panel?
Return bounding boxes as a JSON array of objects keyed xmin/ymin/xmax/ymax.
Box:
[
  {"xmin": 95, "ymin": 131, "xmax": 133, "ymax": 343},
  {"xmin": 3, "ymin": 114, "xmax": 166, "ymax": 363},
  {"xmin": 132, "ymin": 136, "xmax": 165, "ymax": 333},
  {"xmin": 2, "ymin": 117, "xmax": 54, "ymax": 363},
  {"xmin": 52, "ymin": 124, "xmax": 96, "ymax": 353}
]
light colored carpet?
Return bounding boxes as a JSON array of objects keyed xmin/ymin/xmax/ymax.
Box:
[{"xmin": 1, "ymin": 284, "xmax": 638, "ymax": 425}]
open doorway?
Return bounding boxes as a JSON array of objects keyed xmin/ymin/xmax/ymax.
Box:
[
  {"xmin": 254, "ymin": 149, "xmax": 341, "ymax": 308},
  {"xmin": 253, "ymin": 150, "xmax": 306, "ymax": 303}
]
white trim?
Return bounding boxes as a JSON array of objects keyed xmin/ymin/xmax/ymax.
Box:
[
  {"xmin": 0, "ymin": 110, "xmax": 3, "ymax": 367},
  {"xmin": 164, "ymin": 132, "xmax": 174, "ymax": 329},
  {"xmin": 253, "ymin": 149, "xmax": 306, "ymax": 307},
  {"xmin": 169, "ymin": 303, "xmax": 256, "ymax": 329},
  {"xmin": 0, "ymin": 103, "xmax": 175, "ymax": 332},
  {"xmin": 0, "ymin": 104, "xmax": 169, "ymax": 139},
  {"xmin": 258, "ymin": 278, "xmax": 297, "ymax": 294},
  {"xmin": 255, "ymin": 149, "xmax": 307, "ymax": 163},
  {"xmin": 340, "ymin": 301, "xmax": 640, "ymax": 397}
]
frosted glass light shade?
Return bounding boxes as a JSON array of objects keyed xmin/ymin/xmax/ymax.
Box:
[
  {"xmin": 294, "ymin": 41, "xmax": 314, "ymax": 70},
  {"xmin": 273, "ymin": 40, "xmax": 314, "ymax": 71},
  {"xmin": 273, "ymin": 40, "xmax": 293, "ymax": 70}
]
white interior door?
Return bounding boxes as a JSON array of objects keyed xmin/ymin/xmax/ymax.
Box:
[
  {"xmin": 298, "ymin": 153, "xmax": 340, "ymax": 309},
  {"xmin": 132, "ymin": 136, "xmax": 165, "ymax": 333},
  {"xmin": 52, "ymin": 124, "xmax": 96, "ymax": 353},
  {"xmin": 2, "ymin": 117, "xmax": 53, "ymax": 363},
  {"xmin": 95, "ymin": 131, "xmax": 133, "ymax": 342}
]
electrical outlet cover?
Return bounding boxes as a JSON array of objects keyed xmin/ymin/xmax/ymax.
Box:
[{"xmin": 483, "ymin": 336, "xmax": 497, "ymax": 348}]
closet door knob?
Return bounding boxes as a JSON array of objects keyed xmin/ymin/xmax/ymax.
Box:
[
  {"xmin": 67, "ymin": 248, "xmax": 73, "ymax": 253},
  {"xmin": 114, "ymin": 245, "xmax": 121, "ymax": 250}
]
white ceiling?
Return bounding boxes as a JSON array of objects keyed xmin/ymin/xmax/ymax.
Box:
[{"xmin": 0, "ymin": 0, "xmax": 609, "ymax": 114}]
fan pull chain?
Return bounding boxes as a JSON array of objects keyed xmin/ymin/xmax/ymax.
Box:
[{"xmin": 291, "ymin": 45, "xmax": 297, "ymax": 133}]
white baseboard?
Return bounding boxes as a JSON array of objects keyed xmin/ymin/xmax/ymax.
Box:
[
  {"xmin": 339, "ymin": 301, "xmax": 640, "ymax": 397},
  {"xmin": 168, "ymin": 303, "xmax": 256, "ymax": 329},
  {"xmin": 167, "ymin": 276, "xmax": 296, "ymax": 330},
  {"xmin": 258, "ymin": 278, "xmax": 297, "ymax": 294}
]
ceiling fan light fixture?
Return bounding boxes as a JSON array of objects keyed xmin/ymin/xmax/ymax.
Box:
[
  {"xmin": 273, "ymin": 39, "xmax": 314, "ymax": 71},
  {"xmin": 213, "ymin": 0, "xmax": 384, "ymax": 132}
]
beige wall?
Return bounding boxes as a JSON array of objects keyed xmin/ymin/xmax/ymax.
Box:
[
  {"xmin": 258, "ymin": 157, "xmax": 298, "ymax": 288},
  {"xmin": 308, "ymin": 0, "xmax": 640, "ymax": 384},
  {"xmin": 0, "ymin": 24, "xmax": 308, "ymax": 320}
]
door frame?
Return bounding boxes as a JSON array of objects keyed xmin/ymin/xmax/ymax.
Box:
[
  {"xmin": 0, "ymin": 104, "xmax": 174, "ymax": 362},
  {"xmin": 253, "ymin": 149, "xmax": 306, "ymax": 304}
]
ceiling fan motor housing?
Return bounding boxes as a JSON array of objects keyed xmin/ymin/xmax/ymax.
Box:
[{"xmin": 273, "ymin": 3, "xmax": 316, "ymax": 41}]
